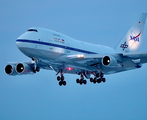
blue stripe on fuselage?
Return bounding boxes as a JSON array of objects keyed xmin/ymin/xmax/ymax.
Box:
[{"xmin": 16, "ymin": 39, "xmax": 97, "ymax": 54}]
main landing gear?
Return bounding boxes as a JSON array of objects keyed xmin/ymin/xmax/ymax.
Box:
[
  {"xmin": 90, "ymin": 73, "xmax": 106, "ymax": 84},
  {"xmin": 76, "ymin": 74, "xmax": 87, "ymax": 85},
  {"xmin": 57, "ymin": 75, "xmax": 66, "ymax": 86},
  {"xmin": 56, "ymin": 71, "xmax": 106, "ymax": 86}
]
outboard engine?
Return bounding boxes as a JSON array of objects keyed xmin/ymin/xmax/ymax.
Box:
[{"xmin": 5, "ymin": 64, "xmax": 18, "ymax": 75}]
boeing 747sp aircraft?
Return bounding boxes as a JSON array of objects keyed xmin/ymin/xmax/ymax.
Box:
[{"xmin": 5, "ymin": 13, "xmax": 147, "ymax": 86}]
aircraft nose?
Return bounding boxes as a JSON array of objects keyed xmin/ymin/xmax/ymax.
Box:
[
  {"xmin": 16, "ymin": 39, "xmax": 25, "ymax": 50},
  {"xmin": 16, "ymin": 39, "xmax": 21, "ymax": 48}
]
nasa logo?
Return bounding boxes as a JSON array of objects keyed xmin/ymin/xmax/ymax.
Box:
[{"xmin": 129, "ymin": 31, "xmax": 141, "ymax": 47}]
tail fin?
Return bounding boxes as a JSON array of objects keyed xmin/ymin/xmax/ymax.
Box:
[{"xmin": 115, "ymin": 13, "xmax": 147, "ymax": 53}]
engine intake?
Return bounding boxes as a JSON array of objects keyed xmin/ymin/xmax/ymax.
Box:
[
  {"xmin": 16, "ymin": 63, "xmax": 34, "ymax": 74},
  {"xmin": 16, "ymin": 63, "xmax": 24, "ymax": 73},
  {"xmin": 103, "ymin": 56, "xmax": 111, "ymax": 66},
  {"xmin": 5, "ymin": 64, "xmax": 18, "ymax": 75},
  {"xmin": 102, "ymin": 56, "xmax": 118, "ymax": 67},
  {"xmin": 5, "ymin": 65, "xmax": 13, "ymax": 74}
]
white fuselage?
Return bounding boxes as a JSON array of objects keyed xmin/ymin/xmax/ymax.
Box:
[
  {"xmin": 16, "ymin": 27, "xmax": 115, "ymax": 62},
  {"xmin": 16, "ymin": 27, "xmax": 140, "ymax": 75}
]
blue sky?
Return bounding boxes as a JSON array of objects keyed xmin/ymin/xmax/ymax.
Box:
[{"xmin": 0, "ymin": 0, "xmax": 147, "ymax": 120}]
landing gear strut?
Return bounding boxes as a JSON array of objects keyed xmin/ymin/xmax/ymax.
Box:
[{"xmin": 56, "ymin": 70, "xmax": 66, "ymax": 87}]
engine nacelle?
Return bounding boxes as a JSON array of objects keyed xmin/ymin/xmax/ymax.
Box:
[
  {"xmin": 16, "ymin": 63, "xmax": 34, "ymax": 75},
  {"xmin": 5, "ymin": 63, "xmax": 34, "ymax": 76},
  {"xmin": 102, "ymin": 56, "xmax": 118, "ymax": 67},
  {"xmin": 5, "ymin": 64, "xmax": 18, "ymax": 75}
]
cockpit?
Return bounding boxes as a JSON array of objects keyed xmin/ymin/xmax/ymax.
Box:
[{"xmin": 27, "ymin": 29, "xmax": 38, "ymax": 32}]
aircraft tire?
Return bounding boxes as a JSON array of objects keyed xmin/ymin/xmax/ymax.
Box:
[
  {"xmin": 36, "ymin": 67, "xmax": 40, "ymax": 72},
  {"xmin": 90, "ymin": 78, "xmax": 93, "ymax": 82},
  {"xmin": 59, "ymin": 81, "xmax": 63, "ymax": 86},
  {"xmin": 102, "ymin": 78, "xmax": 106, "ymax": 83},
  {"xmin": 63, "ymin": 81, "xmax": 66, "ymax": 86},
  {"xmin": 97, "ymin": 78, "xmax": 101, "ymax": 83},
  {"xmin": 76, "ymin": 79, "xmax": 80, "ymax": 83},
  {"xmin": 57, "ymin": 76, "xmax": 61, "ymax": 81},
  {"xmin": 80, "ymin": 79, "xmax": 83, "ymax": 85},
  {"xmin": 93, "ymin": 78, "xmax": 97, "ymax": 84},
  {"xmin": 83, "ymin": 80, "xmax": 87, "ymax": 84},
  {"xmin": 61, "ymin": 76, "xmax": 64, "ymax": 81},
  {"xmin": 100, "ymin": 73, "xmax": 104, "ymax": 78}
]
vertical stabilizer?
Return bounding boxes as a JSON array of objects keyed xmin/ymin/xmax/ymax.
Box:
[{"xmin": 115, "ymin": 13, "xmax": 147, "ymax": 53}]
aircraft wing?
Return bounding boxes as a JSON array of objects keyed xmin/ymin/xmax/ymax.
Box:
[
  {"xmin": 123, "ymin": 52, "xmax": 147, "ymax": 64},
  {"xmin": 67, "ymin": 54, "xmax": 106, "ymax": 66},
  {"xmin": 67, "ymin": 52, "xmax": 147, "ymax": 66},
  {"xmin": 34, "ymin": 52, "xmax": 147, "ymax": 76}
]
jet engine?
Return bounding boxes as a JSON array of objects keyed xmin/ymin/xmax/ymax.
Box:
[
  {"xmin": 5, "ymin": 63, "xmax": 34, "ymax": 75},
  {"xmin": 5, "ymin": 64, "xmax": 18, "ymax": 75},
  {"xmin": 16, "ymin": 63, "xmax": 34, "ymax": 75},
  {"xmin": 102, "ymin": 56, "xmax": 118, "ymax": 67}
]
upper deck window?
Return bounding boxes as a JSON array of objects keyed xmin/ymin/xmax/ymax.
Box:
[{"xmin": 27, "ymin": 29, "xmax": 38, "ymax": 32}]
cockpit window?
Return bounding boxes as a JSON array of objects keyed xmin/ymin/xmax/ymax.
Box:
[{"xmin": 27, "ymin": 29, "xmax": 38, "ymax": 32}]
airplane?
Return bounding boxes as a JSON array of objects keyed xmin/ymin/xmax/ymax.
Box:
[{"xmin": 5, "ymin": 13, "xmax": 147, "ymax": 86}]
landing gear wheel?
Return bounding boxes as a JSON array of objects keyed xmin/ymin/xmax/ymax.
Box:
[
  {"xmin": 97, "ymin": 78, "xmax": 101, "ymax": 83},
  {"xmin": 36, "ymin": 67, "xmax": 40, "ymax": 72},
  {"xmin": 57, "ymin": 76, "xmax": 61, "ymax": 81},
  {"xmin": 93, "ymin": 78, "xmax": 97, "ymax": 84},
  {"xmin": 61, "ymin": 76, "xmax": 64, "ymax": 81},
  {"xmin": 102, "ymin": 78, "xmax": 106, "ymax": 82},
  {"xmin": 63, "ymin": 81, "xmax": 66, "ymax": 86},
  {"xmin": 80, "ymin": 79, "xmax": 83, "ymax": 85},
  {"xmin": 90, "ymin": 78, "xmax": 93, "ymax": 82},
  {"xmin": 76, "ymin": 79, "xmax": 80, "ymax": 83},
  {"xmin": 59, "ymin": 81, "xmax": 63, "ymax": 86},
  {"xmin": 83, "ymin": 80, "xmax": 87, "ymax": 85},
  {"xmin": 100, "ymin": 73, "xmax": 104, "ymax": 78}
]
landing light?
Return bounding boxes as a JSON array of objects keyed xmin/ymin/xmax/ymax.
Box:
[{"xmin": 77, "ymin": 54, "xmax": 84, "ymax": 58}]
